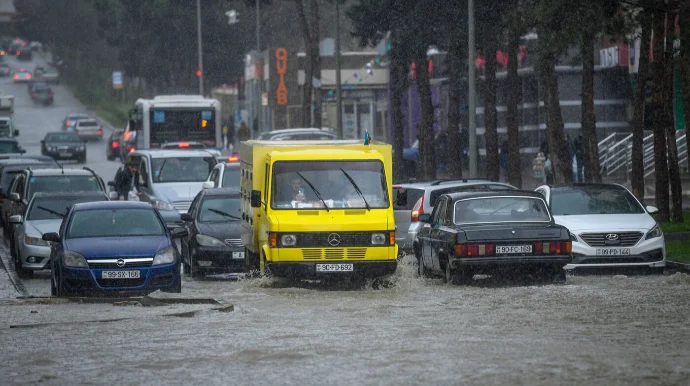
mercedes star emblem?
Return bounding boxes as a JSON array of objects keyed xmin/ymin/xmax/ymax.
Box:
[
  {"xmin": 116, "ymin": 259, "xmax": 126, "ymax": 267},
  {"xmin": 605, "ymin": 234, "xmax": 619, "ymax": 241},
  {"xmin": 327, "ymin": 233, "xmax": 341, "ymax": 246}
]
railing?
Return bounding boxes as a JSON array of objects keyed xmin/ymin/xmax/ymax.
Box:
[
  {"xmin": 623, "ymin": 131, "xmax": 688, "ymax": 178},
  {"xmin": 599, "ymin": 133, "xmax": 633, "ymax": 178}
]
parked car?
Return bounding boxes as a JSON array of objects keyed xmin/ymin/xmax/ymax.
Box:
[
  {"xmin": 106, "ymin": 130, "xmax": 124, "ymax": 161},
  {"xmin": 41, "ymin": 131, "xmax": 87, "ymax": 162},
  {"xmin": 0, "ymin": 159, "xmax": 57, "ymax": 229},
  {"xmin": 61, "ymin": 113, "xmax": 89, "ymax": 131},
  {"xmin": 415, "ymin": 190, "xmax": 572, "ymax": 284},
  {"xmin": 74, "ymin": 118, "xmax": 103, "ymax": 141},
  {"xmin": 535, "ymin": 183, "xmax": 666, "ymax": 273},
  {"xmin": 39, "ymin": 67, "xmax": 60, "ymax": 84},
  {"xmin": 0, "ymin": 63, "xmax": 10, "ymax": 77},
  {"xmin": 255, "ymin": 128, "xmax": 337, "ymax": 141},
  {"xmin": 393, "ymin": 179, "xmax": 516, "ymax": 252},
  {"xmin": 9, "ymin": 191, "xmax": 110, "ymax": 278},
  {"xmin": 0, "ymin": 138, "xmax": 25, "ymax": 155},
  {"xmin": 203, "ymin": 160, "xmax": 240, "ymax": 189},
  {"xmin": 12, "ymin": 69, "xmax": 32, "ymax": 83},
  {"xmin": 43, "ymin": 201, "xmax": 187, "ymax": 296},
  {"xmin": 31, "ymin": 83, "xmax": 54, "ymax": 105},
  {"xmin": 180, "ymin": 188, "xmax": 244, "ymax": 277}
]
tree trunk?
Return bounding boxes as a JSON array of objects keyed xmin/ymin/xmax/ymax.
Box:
[
  {"xmin": 680, "ymin": 2, "xmax": 690, "ymax": 174},
  {"xmin": 446, "ymin": 46, "xmax": 463, "ymax": 179},
  {"xmin": 506, "ymin": 32, "xmax": 522, "ymax": 188},
  {"xmin": 665, "ymin": 9, "xmax": 683, "ymax": 223},
  {"xmin": 391, "ymin": 52, "xmax": 406, "ymax": 182},
  {"xmin": 416, "ymin": 56, "xmax": 437, "ymax": 181},
  {"xmin": 581, "ymin": 31, "xmax": 601, "ymax": 182},
  {"xmin": 651, "ymin": 10, "xmax": 670, "ymax": 222},
  {"xmin": 310, "ymin": 0, "xmax": 322, "ymax": 129},
  {"xmin": 631, "ymin": 13, "xmax": 651, "ymax": 201},
  {"xmin": 295, "ymin": 0, "xmax": 313, "ymax": 126},
  {"xmin": 484, "ymin": 30, "xmax": 499, "ymax": 182},
  {"xmin": 541, "ymin": 61, "xmax": 573, "ymax": 185}
]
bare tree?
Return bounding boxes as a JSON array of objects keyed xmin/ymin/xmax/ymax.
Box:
[
  {"xmin": 630, "ymin": 11, "xmax": 651, "ymax": 201},
  {"xmin": 484, "ymin": 30, "xmax": 500, "ymax": 182},
  {"xmin": 295, "ymin": 0, "xmax": 314, "ymax": 126},
  {"xmin": 665, "ymin": 0, "xmax": 683, "ymax": 223},
  {"xmin": 416, "ymin": 56, "xmax": 437, "ymax": 181},
  {"xmin": 581, "ymin": 30, "xmax": 601, "ymax": 182},
  {"xmin": 680, "ymin": 1, "xmax": 690, "ymax": 174},
  {"xmin": 506, "ymin": 31, "xmax": 522, "ymax": 187},
  {"xmin": 446, "ymin": 46, "xmax": 463, "ymax": 179},
  {"xmin": 651, "ymin": 9, "xmax": 670, "ymax": 222}
]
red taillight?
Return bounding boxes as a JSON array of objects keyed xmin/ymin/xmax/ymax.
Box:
[
  {"xmin": 66, "ymin": 121, "xmax": 71, "ymax": 127},
  {"xmin": 13, "ymin": 74, "xmax": 17, "ymax": 79},
  {"xmin": 97, "ymin": 129, "xmax": 103, "ymax": 135},
  {"xmin": 26, "ymin": 73, "xmax": 31, "ymax": 79},
  {"xmin": 535, "ymin": 241, "xmax": 572, "ymax": 255},
  {"xmin": 21, "ymin": 42, "xmax": 26, "ymax": 47},
  {"xmin": 112, "ymin": 141, "xmax": 120, "ymax": 148},
  {"xmin": 454, "ymin": 243, "xmax": 495, "ymax": 257},
  {"xmin": 178, "ymin": 142, "xmax": 190, "ymax": 148},
  {"xmin": 411, "ymin": 196, "xmax": 424, "ymax": 222},
  {"xmin": 16, "ymin": 51, "xmax": 20, "ymax": 56},
  {"xmin": 127, "ymin": 147, "xmax": 135, "ymax": 153},
  {"xmin": 228, "ymin": 156, "xmax": 239, "ymax": 162}
]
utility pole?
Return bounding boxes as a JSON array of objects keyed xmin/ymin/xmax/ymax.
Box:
[
  {"xmin": 335, "ymin": 0, "xmax": 343, "ymax": 138},
  {"xmin": 196, "ymin": 0, "xmax": 204, "ymax": 96},
  {"xmin": 256, "ymin": 0, "xmax": 263, "ymax": 133},
  {"xmin": 468, "ymin": 0, "xmax": 477, "ymax": 177}
]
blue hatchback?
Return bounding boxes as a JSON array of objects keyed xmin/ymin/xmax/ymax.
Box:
[{"xmin": 43, "ymin": 201, "xmax": 188, "ymax": 296}]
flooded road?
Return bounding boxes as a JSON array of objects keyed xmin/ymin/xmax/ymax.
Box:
[{"xmin": 2, "ymin": 256, "xmax": 690, "ymax": 385}]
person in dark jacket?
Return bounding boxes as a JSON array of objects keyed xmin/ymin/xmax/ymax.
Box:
[{"xmin": 114, "ymin": 160, "xmax": 140, "ymax": 200}]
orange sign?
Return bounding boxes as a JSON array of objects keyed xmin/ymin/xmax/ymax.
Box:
[{"xmin": 276, "ymin": 48, "xmax": 288, "ymax": 105}]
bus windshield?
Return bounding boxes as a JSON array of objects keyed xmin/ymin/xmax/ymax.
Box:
[{"xmin": 149, "ymin": 109, "xmax": 215, "ymax": 147}]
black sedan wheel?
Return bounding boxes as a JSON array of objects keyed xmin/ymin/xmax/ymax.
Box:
[
  {"xmin": 51, "ymin": 274, "xmax": 58, "ymax": 296},
  {"xmin": 444, "ymin": 260, "xmax": 471, "ymax": 285}
]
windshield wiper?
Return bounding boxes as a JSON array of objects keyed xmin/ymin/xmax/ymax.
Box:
[
  {"xmin": 37, "ymin": 206, "xmax": 66, "ymax": 218},
  {"xmin": 296, "ymin": 171, "xmax": 329, "ymax": 211},
  {"xmin": 208, "ymin": 208, "xmax": 241, "ymax": 221},
  {"xmin": 156, "ymin": 159, "xmax": 168, "ymax": 180},
  {"xmin": 340, "ymin": 168, "xmax": 370, "ymax": 211}
]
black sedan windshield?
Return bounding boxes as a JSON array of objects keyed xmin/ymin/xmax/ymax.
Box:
[
  {"xmin": 199, "ymin": 197, "xmax": 241, "ymax": 222},
  {"xmin": 67, "ymin": 208, "xmax": 165, "ymax": 238},
  {"xmin": 550, "ymin": 188, "xmax": 644, "ymax": 215},
  {"xmin": 454, "ymin": 197, "xmax": 550, "ymax": 224}
]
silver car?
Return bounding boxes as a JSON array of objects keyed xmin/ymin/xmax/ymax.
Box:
[
  {"xmin": 393, "ymin": 179, "xmax": 516, "ymax": 253},
  {"xmin": 9, "ymin": 191, "xmax": 109, "ymax": 278}
]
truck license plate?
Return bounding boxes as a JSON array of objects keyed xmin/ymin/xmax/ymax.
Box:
[
  {"xmin": 496, "ymin": 245, "xmax": 533, "ymax": 254},
  {"xmin": 596, "ymin": 248, "xmax": 630, "ymax": 256},
  {"xmin": 316, "ymin": 264, "xmax": 354, "ymax": 272},
  {"xmin": 101, "ymin": 270, "xmax": 140, "ymax": 279}
]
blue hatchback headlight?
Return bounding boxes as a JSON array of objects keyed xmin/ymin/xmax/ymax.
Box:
[
  {"xmin": 62, "ymin": 251, "xmax": 88, "ymax": 268},
  {"xmin": 153, "ymin": 247, "xmax": 176, "ymax": 266}
]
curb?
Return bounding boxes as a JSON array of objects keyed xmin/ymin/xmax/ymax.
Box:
[
  {"xmin": 666, "ymin": 261, "xmax": 690, "ymax": 274},
  {"xmin": 0, "ymin": 241, "xmax": 29, "ymax": 298}
]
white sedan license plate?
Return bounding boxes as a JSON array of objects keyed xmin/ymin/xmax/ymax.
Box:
[
  {"xmin": 232, "ymin": 252, "xmax": 244, "ymax": 259},
  {"xmin": 596, "ymin": 248, "xmax": 630, "ymax": 256},
  {"xmin": 101, "ymin": 270, "xmax": 140, "ymax": 279},
  {"xmin": 496, "ymin": 245, "xmax": 533, "ymax": 254},
  {"xmin": 316, "ymin": 263, "xmax": 354, "ymax": 272}
]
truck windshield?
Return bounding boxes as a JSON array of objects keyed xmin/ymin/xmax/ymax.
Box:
[
  {"xmin": 149, "ymin": 109, "xmax": 215, "ymax": 147},
  {"xmin": 271, "ymin": 160, "xmax": 389, "ymax": 210}
]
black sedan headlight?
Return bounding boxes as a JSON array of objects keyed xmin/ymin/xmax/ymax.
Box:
[{"xmin": 645, "ymin": 224, "xmax": 662, "ymax": 240}]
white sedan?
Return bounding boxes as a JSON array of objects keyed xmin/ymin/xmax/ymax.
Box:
[{"xmin": 535, "ymin": 183, "xmax": 665, "ymax": 272}]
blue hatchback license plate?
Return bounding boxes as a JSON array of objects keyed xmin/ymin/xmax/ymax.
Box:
[{"xmin": 102, "ymin": 270, "xmax": 140, "ymax": 279}]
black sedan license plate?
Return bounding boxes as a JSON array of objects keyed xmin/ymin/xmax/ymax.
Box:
[{"xmin": 496, "ymin": 245, "xmax": 533, "ymax": 254}]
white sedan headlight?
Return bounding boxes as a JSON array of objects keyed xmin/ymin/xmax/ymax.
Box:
[
  {"xmin": 25, "ymin": 234, "xmax": 49, "ymax": 247},
  {"xmin": 196, "ymin": 234, "xmax": 226, "ymax": 247},
  {"xmin": 646, "ymin": 224, "xmax": 662, "ymax": 240},
  {"xmin": 152, "ymin": 247, "xmax": 176, "ymax": 266},
  {"xmin": 62, "ymin": 251, "xmax": 88, "ymax": 268},
  {"xmin": 151, "ymin": 199, "xmax": 175, "ymax": 211}
]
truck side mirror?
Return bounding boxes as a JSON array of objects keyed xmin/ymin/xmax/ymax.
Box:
[{"xmin": 250, "ymin": 190, "xmax": 262, "ymax": 208}]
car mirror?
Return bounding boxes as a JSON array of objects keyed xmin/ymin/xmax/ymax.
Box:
[
  {"xmin": 202, "ymin": 181, "xmax": 214, "ymax": 189},
  {"xmin": 395, "ymin": 189, "xmax": 407, "ymax": 206},
  {"xmin": 107, "ymin": 181, "xmax": 115, "ymax": 187},
  {"xmin": 180, "ymin": 213, "xmax": 193, "ymax": 222},
  {"xmin": 9, "ymin": 215, "xmax": 23, "ymax": 224},
  {"xmin": 250, "ymin": 190, "xmax": 262, "ymax": 208},
  {"xmin": 42, "ymin": 232, "xmax": 60, "ymax": 243},
  {"xmin": 19, "ymin": 149, "xmax": 26, "ymax": 154},
  {"xmin": 646, "ymin": 205, "xmax": 659, "ymax": 214},
  {"xmin": 14, "ymin": 130, "xmax": 19, "ymax": 136},
  {"xmin": 108, "ymin": 191, "xmax": 119, "ymax": 200},
  {"xmin": 9, "ymin": 193, "xmax": 20, "ymax": 201},
  {"xmin": 170, "ymin": 227, "xmax": 188, "ymax": 239},
  {"xmin": 418, "ymin": 213, "xmax": 432, "ymax": 223}
]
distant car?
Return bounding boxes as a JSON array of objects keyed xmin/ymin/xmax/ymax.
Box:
[
  {"xmin": 12, "ymin": 69, "xmax": 32, "ymax": 83},
  {"xmin": 39, "ymin": 67, "xmax": 59, "ymax": 84},
  {"xmin": 9, "ymin": 192, "xmax": 110, "ymax": 278},
  {"xmin": 61, "ymin": 113, "xmax": 89, "ymax": 131},
  {"xmin": 33, "ymin": 65, "xmax": 45, "ymax": 77},
  {"xmin": 0, "ymin": 63, "xmax": 9, "ymax": 77},
  {"xmin": 203, "ymin": 160, "xmax": 240, "ymax": 189},
  {"xmin": 0, "ymin": 138, "xmax": 25, "ymax": 155},
  {"xmin": 160, "ymin": 141, "xmax": 208, "ymax": 150},
  {"xmin": 535, "ymin": 183, "xmax": 666, "ymax": 273},
  {"xmin": 44, "ymin": 201, "xmax": 187, "ymax": 296},
  {"xmin": 415, "ymin": 191, "xmax": 572, "ymax": 285},
  {"xmin": 31, "ymin": 83, "xmax": 54, "ymax": 105},
  {"xmin": 255, "ymin": 128, "xmax": 337, "ymax": 141},
  {"xmin": 41, "ymin": 131, "xmax": 87, "ymax": 162},
  {"xmin": 180, "ymin": 188, "xmax": 244, "ymax": 277},
  {"xmin": 74, "ymin": 118, "xmax": 103, "ymax": 141},
  {"xmin": 106, "ymin": 130, "xmax": 124, "ymax": 161},
  {"xmin": 15, "ymin": 47, "xmax": 32, "ymax": 61}
]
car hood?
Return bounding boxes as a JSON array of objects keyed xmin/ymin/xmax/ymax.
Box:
[
  {"xmin": 197, "ymin": 221, "xmax": 243, "ymax": 240},
  {"xmin": 153, "ymin": 183, "xmax": 204, "ymax": 203},
  {"xmin": 25, "ymin": 219, "xmax": 62, "ymax": 236},
  {"xmin": 65, "ymin": 236, "xmax": 170, "ymax": 258},
  {"xmin": 553, "ymin": 214, "xmax": 656, "ymax": 232}
]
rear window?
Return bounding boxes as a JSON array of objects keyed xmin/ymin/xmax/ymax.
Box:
[
  {"xmin": 222, "ymin": 168, "xmax": 240, "ymax": 187},
  {"xmin": 27, "ymin": 175, "xmax": 102, "ymax": 200},
  {"xmin": 393, "ymin": 188, "xmax": 424, "ymax": 210},
  {"xmin": 78, "ymin": 121, "xmax": 98, "ymax": 127}
]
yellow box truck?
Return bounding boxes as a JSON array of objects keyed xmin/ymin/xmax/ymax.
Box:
[{"xmin": 240, "ymin": 139, "xmax": 398, "ymax": 279}]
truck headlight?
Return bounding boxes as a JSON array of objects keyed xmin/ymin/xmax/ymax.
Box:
[
  {"xmin": 152, "ymin": 247, "xmax": 176, "ymax": 265},
  {"xmin": 25, "ymin": 234, "xmax": 49, "ymax": 247},
  {"xmin": 371, "ymin": 233, "xmax": 386, "ymax": 245},
  {"xmin": 281, "ymin": 234, "xmax": 297, "ymax": 246},
  {"xmin": 62, "ymin": 251, "xmax": 88, "ymax": 268},
  {"xmin": 646, "ymin": 224, "xmax": 662, "ymax": 240},
  {"xmin": 196, "ymin": 234, "xmax": 225, "ymax": 247},
  {"xmin": 151, "ymin": 199, "xmax": 175, "ymax": 211}
]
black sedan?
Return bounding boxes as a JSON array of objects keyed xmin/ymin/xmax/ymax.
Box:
[
  {"xmin": 180, "ymin": 188, "xmax": 244, "ymax": 277},
  {"xmin": 40, "ymin": 131, "xmax": 86, "ymax": 162},
  {"xmin": 106, "ymin": 129, "xmax": 123, "ymax": 161},
  {"xmin": 415, "ymin": 191, "xmax": 572, "ymax": 285}
]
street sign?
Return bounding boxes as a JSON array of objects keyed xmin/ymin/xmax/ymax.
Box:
[{"xmin": 112, "ymin": 71, "xmax": 123, "ymax": 90}]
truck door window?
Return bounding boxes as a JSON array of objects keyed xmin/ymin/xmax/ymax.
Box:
[{"xmin": 263, "ymin": 164, "xmax": 270, "ymax": 207}]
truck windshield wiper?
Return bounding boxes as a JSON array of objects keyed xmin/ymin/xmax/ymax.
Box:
[
  {"xmin": 208, "ymin": 208, "xmax": 241, "ymax": 221},
  {"xmin": 340, "ymin": 168, "xmax": 370, "ymax": 211},
  {"xmin": 296, "ymin": 171, "xmax": 329, "ymax": 212},
  {"xmin": 37, "ymin": 206, "xmax": 66, "ymax": 218}
]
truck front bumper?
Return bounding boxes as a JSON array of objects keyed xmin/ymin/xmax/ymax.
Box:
[{"xmin": 267, "ymin": 261, "xmax": 398, "ymax": 279}]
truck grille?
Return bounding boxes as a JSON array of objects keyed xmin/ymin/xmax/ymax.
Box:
[
  {"xmin": 173, "ymin": 201, "xmax": 192, "ymax": 213},
  {"xmin": 301, "ymin": 248, "xmax": 368, "ymax": 260},
  {"xmin": 579, "ymin": 232, "xmax": 643, "ymax": 247}
]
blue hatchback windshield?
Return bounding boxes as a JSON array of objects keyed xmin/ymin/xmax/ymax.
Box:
[{"xmin": 66, "ymin": 208, "xmax": 165, "ymax": 238}]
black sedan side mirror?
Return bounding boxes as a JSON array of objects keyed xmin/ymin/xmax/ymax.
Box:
[
  {"xmin": 418, "ymin": 213, "xmax": 432, "ymax": 223},
  {"xmin": 180, "ymin": 213, "xmax": 193, "ymax": 222},
  {"xmin": 42, "ymin": 232, "xmax": 60, "ymax": 243},
  {"xmin": 170, "ymin": 227, "xmax": 189, "ymax": 239},
  {"xmin": 107, "ymin": 181, "xmax": 115, "ymax": 187},
  {"xmin": 250, "ymin": 190, "xmax": 262, "ymax": 208}
]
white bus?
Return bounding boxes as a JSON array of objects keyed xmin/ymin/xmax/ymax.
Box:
[{"xmin": 121, "ymin": 95, "xmax": 222, "ymax": 157}]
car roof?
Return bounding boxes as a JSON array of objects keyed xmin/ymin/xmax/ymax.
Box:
[
  {"xmin": 1, "ymin": 163, "xmax": 53, "ymax": 172},
  {"xmin": 32, "ymin": 191, "xmax": 108, "ymax": 199},
  {"xmin": 66, "ymin": 113, "xmax": 89, "ymax": 119},
  {"xmin": 76, "ymin": 118, "xmax": 98, "ymax": 124},
  {"xmin": 26, "ymin": 168, "xmax": 97, "ymax": 176},
  {"xmin": 394, "ymin": 179, "xmax": 507, "ymax": 189},
  {"xmin": 221, "ymin": 161, "xmax": 241, "ymax": 168},
  {"xmin": 132, "ymin": 149, "xmax": 217, "ymax": 158},
  {"xmin": 446, "ymin": 190, "xmax": 546, "ymax": 201},
  {"xmin": 202, "ymin": 187, "xmax": 241, "ymax": 197},
  {"xmin": 546, "ymin": 183, "xmax": 628, "ymax": 192},
  {"xmin": 0, "ymin": 158, "xmax": 45, "ymax": 165},
  {"xmin": 72, "ymin": 201, "xmax": 152, "ymax": 211}
]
